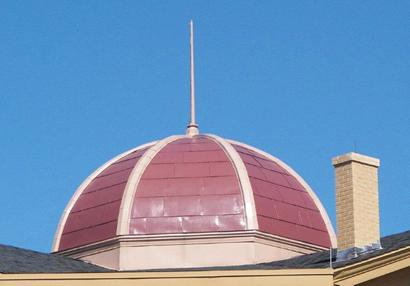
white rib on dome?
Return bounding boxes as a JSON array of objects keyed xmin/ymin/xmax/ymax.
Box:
[
  {"xmin": 116, "ymin": 135, "xmax": 185, "ymax": 235},
  {"xmin": 227, "ymin": 139, "xmax": 337, "ymax": 248},
  {"xmin": 52, "ymin": 140, "xmax": 157, "ymax": 252}
]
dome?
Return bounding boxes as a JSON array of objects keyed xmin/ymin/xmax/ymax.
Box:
[
  {"xmin": 53, "ymin": 134, "xmax": 336, "ymax": 270},
  {"xmin": 52, "ymin": 23, "xmax": 336, "ymax": 270}
]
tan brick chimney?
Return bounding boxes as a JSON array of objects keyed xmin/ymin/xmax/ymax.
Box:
[{"xmin": 332, "ymin": 152, "xmax": 381, "ymax": 258}]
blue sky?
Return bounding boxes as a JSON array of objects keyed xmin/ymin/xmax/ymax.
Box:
[{"xmin": 0, "ymin": 1, "xmax": 409, "ymax": 252}]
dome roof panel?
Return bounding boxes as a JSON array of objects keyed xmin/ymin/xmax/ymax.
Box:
[
  {"xmin": 230, "ymin": 142, "xmax": 332, "ymax": 247},
  {"xmin": 58, "ymin": 146, "xmax": 151, "ymax": 251},
  {"xmin": 129, "ymin": 136, "xmax": 246, "ymax": 235}
]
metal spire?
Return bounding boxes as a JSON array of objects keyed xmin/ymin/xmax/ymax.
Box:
[{"xmin": 186, "ymin": 20, "xmax": 199, "ymax": 136}]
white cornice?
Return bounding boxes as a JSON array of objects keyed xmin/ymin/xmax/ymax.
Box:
[{"xmin": 58, "ymin": 230, "xmax": 326, "ymax": 259}]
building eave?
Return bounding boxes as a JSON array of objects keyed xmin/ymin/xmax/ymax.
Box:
[{"xmin": 334, "ymin": 245, "xmax": 410, "ymax": 285}]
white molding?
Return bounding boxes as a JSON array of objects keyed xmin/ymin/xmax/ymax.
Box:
[
  {"xmin": 59, "ymin": 230, "xmax": 326, "ymax": 259},
  {"xmin": 205, "ymin": 134, "xmax": 259, "ymax": 230},
  {"xmin": 116, "ymin": 135, "xmax": 185, "ymax": 235},
  {"xmin": 226, "ymin": 139, "xmax": 338, "ymax": 248},
  {"xmin": 52, "ymin": 141, "xmax": 157, "ymax": 252}
]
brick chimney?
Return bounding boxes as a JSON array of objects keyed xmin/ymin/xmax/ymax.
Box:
[{"xmin": 332, "ymin": 152, "xmax": 381, "ymax": 259}]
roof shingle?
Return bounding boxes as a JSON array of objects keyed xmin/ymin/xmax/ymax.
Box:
[{"xmin": 0, "ymin": 244, "xmax": 110, "ymax": 273}]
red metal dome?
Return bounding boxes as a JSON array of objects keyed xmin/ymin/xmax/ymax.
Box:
[
  {"xmin": 54, "ymin": 134, "xmax": 335, "ymax": 253},
  {"xmin": 52, "ymin": 23, "xmax": 336, "ymax": 270}
]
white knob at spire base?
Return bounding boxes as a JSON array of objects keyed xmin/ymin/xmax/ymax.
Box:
[{"xmin": 186, "ymin": 124, "xmax": 199, "ymax": 136}]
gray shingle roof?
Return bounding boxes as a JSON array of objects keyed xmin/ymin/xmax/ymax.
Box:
[
  {"xmin": 221, "ymin": 230, "xmax": 410, "ymax": 270},
  {"xmin": 264, "ymin": 229, "xmax": 410, "ymax": 269},
  {"xmin": 0, "ymin": 244, "xmax": 110, "ymax": 273}
]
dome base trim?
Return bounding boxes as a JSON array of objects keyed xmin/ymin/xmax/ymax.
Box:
[{"xmin": 55, "ymin": 230, "xmax": 327, "ymax": 271}]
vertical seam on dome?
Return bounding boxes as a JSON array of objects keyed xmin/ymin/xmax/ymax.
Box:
[
  {"xmin": 116, "ymin": 135, "xmax": 185, "ymax": 236},
  {"xmin": 227, "ymin": 139, "xmax": 338, "ymax": 248},
  {"xmin": 205, "ymin": 134, "xmax": 259, "ymax": 230},
  {"xmin": 52, "ymin": 141, "xmax": 157, "ymax": 252}
]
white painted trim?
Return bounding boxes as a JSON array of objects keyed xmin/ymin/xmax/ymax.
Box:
[
  {"xmin": 227, "ymin": 139, "xmax": 338, "ymax": 248},
  {"xmin": 58, "ymin": 230, "xmax": 326, "ymax": 271},
  {"xmin": 205, "ymin": 134, "xmax": 259, "ymax": 230},
  {"xmin": 116, "ymin": 135, "xmax": 185, "ymax": 235},
  {"xmin": 60, "ymin": 230, "xmax": 326, "ymax": 257},
  {"xmin": 52, "ymin": 141, "xmax": 157, "ymax": 252}
]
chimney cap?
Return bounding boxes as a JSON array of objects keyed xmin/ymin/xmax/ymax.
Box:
[{"xmin": 332, "ymin": 152, "xmax": 380, "ymax": 167}]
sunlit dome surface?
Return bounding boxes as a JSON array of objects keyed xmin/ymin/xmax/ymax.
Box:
[
  {"xmin": 53, "ymin": 22, "xmax": 336, "ymax": 270},
  {"xmin": 54, "ymin": 134, "xmax": 335, "ymax": 252}
]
